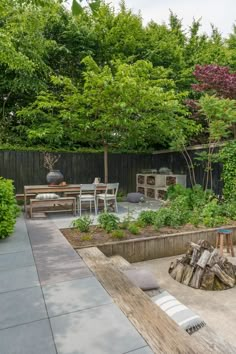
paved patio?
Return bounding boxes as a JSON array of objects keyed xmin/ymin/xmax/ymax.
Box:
[{"xmin": 0, "ymin": 215, "xmax": 153, "ymax": 354}]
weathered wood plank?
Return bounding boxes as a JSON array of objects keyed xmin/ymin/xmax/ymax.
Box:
[{"xmin": 78, "ymin": 247, "xmax": 207, "ymax": 354}]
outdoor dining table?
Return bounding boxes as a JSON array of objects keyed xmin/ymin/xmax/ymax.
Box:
[{"xmin": 24, "ymin": 183, "xmax": 107, "ymax": 211}]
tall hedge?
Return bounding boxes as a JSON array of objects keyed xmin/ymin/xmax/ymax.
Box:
[{"xmin": 0, "ymin": 177, "xmax": 18, "ymax": 238}]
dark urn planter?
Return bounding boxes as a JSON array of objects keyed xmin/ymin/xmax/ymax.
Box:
[{"xmin": 46, "ymin": 170, "xmax": 64, "ymax": 185}]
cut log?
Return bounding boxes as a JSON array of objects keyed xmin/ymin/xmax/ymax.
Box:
[
  {"xmin": 211, "ymin": 264, "xmax": 235, "ymax": 288},
  {"xmin": 207, "ymin": 249, "xmax": 219, "ymax": 267},
  {"xmin": 170, "ymin": 262, "xmax": 185, "ymax": 282},
  {"xmin": 200, "ymin": 269, "xmax": 215, "ymax": 290},
  {"xmin": 197, "ymin": 250, "xmax": 211, "ymax": 269},
  {"xmin": 181, "ymin": 265, "xmax": 194, "ymax": 286},
  {"xmin": 190, "ymin": 248, "xmax": 200, "ymax": 266},
  {"xmin": 190, "ymin": 242, "xmax": 201, "ymax": 251},
  {"xmin": 190, "ymin": 266, "xmax": 204, "ymax": 289},
  {"xmin": 197, "ymin": 240, "xmax": 214, "ymax": 251}
]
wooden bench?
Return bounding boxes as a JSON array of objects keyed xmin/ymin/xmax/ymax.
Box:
[{"xmin": 29, "ymin": 197, "xmax": 76, "ymax": 218}]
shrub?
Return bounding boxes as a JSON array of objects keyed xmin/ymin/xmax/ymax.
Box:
[
  {"xmin": 0, "ymin": 177, "xmax": 18, "ymax": 238},
  {"xmin": 166, "ymin": 184, "xmax": 189, "ymax": 201},
  {"xmin": 128, "ymin": 223, "xmax": 140, "ymax": 235},
  {"xmin": 98, "ymin": 212, "xmax": 120, "ymax": 233},
  {"xmin": 72, "ymin": 216, "xmax": 92, "ymax": 232},
  {"xmin": 111, "ymin": 229, "xmax": 125, "ymax": 239},
  {"xmin": 137, "ymin": 210, "xmax": 156, "ymax": 226},
  {"xmin": 154, "ymin": 208, "xmax": 171, "ymax": 229},
  {"xmin": 200, "ymin": 199, "xmax": 228, "ymax": 227}
]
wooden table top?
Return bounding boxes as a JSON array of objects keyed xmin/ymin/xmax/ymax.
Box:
[{"xmin": 24, "ymin": 184, "xmax": 106, "ymax": 193}]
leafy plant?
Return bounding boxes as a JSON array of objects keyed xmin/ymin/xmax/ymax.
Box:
[
  {"xmin": 137, "ymin": 210, "xmax": 157, "ymax": 226},
  {"xmin": 72, "ymin": 216, "xmax": 92, "ymax": 233},
  {"xmin": 80, "ymin": 234, "xmax": 92, "ymax": 241},
  {"xmin": 128, "ymin": 223, "xmax": 140, "ymax": 235},
  {"xmin": 98, "ymin": 212, "xmax": 120, "ymax": 233},
  {"xmin": 119, "ymin": 208, "xmax": 134, "ymax": 229},
  {"xmin": 0, "ymin": 178, "xmax": 18, "ymax": 238},
  {"xmin": 200, "ymin": 199, "xmax": 228, "ymax": 227},
  {"xmin": 154, "ymin": 208, "xmax": 171, "ymax": 229},
  {"xmin": 111, "ymin": 229, "xmax": 125, "ymax": 239}
]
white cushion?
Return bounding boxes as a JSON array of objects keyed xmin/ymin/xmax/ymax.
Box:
[
  {"xmin": 97, "ymin": 194, "xmax": 116, "ymax": 198},
  {"xmin": 36, "ymin": 193, "xmax": 59, "ymax": 200},
  {"xmin": 78, "ymin": 194, "xmax": 94, "ymax": 199}
]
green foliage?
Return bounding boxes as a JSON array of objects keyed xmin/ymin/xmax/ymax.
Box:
[
  {"xmin": 0, "ymin": 177, "xmax": 18, "ymax": 238},
  {"xmin": 98, "ymin": 212, "xmax": 120, "ymax": 233},
  {"xmin": 156, "ymin": 185, "xmax": 231, "ymax": 228},
  {"xmin": 72, "ymin": 216, "xmax": 92, "ymax": 233},
  {"xmin": 80, "ymin": 234, "xmax": 92, "ymax": 241},
  {"xmin": 219, "ymin": 141, "xmax": 236, "ymax": 200},
  {"xmin": 1, "ymin": 0, "xmax": 236, "ymax": 156},
  {"xmin": 137, "ymin": 210, "xmax": 157, "ymax": 226},
  {"xmin": 127, "ymin": 223, "xmax": 140, "ymax": 235},
  {"xmin": 200, "ymin": 199, "xmax": 227, "ymax": 227},
  {"xmin": 111, "ymin": 229, "xmax": 125, "ymax": 239}
]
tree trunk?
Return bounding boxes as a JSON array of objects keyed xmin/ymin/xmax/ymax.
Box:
[{"xmin": 104, "ymin": 143, "xmax": 108, "ymax": 184}]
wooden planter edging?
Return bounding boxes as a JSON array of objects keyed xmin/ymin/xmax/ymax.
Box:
[{"xmin": 98, "ymin": 226, "xmax": 236, "ymax": 263}]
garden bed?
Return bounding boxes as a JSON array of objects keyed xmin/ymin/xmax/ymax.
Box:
[
  {"xmin": 61, "ymin": 224, "xmax": 208, "ymax": 248},
  {"xmin": 61, "ymin": 223, "xmax": 236, "ymax": 263}
]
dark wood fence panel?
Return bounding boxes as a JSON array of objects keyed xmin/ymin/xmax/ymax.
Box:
[{"xmin": 0, "ymin": 149, "xmax": 223, "ymax": 194}]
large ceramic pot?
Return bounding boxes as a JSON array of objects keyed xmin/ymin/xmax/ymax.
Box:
[{"xmin": 46, "ymin": 170, "xmax": 64, "ymax": 185}]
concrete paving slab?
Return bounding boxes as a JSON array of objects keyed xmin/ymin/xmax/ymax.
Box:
[
  {"xmin": 43, "ymin": 277, "xmax": 112, "ymax": 317},
  {"xmin": 0, "ymin": 287, "xmax": 47, "ymax": 329},
  {"xmin": 0, "ymin": 319, "xmax": 56, "ymax": 354},
  {"xmin": 0, "ymin": 237, "xmax": 31, "ymax": 255},
  {"xmin": 124, "ymin": 346, "xmax": 154, "ymax": 354},
  {"xmin": 0, "ymin": 250, "xmax": 34, "ymax": 271},
  {"xmin": 50, "ymin": 303, "xmax": 147, "ymax": 354},
  {"xmin": 33, "ymin": 242, "xmax": 80, "ymax": 264},
  {"xmin": 37, "ymin": 259, "xmax": 92, "ymax": 285},
  {"xmin": 0, "ymin": 265, "xmax": 39, "ymax": 293},
  {"xmin": 27, "ymin": 220, "xmax": 69, "ymax": 246}
]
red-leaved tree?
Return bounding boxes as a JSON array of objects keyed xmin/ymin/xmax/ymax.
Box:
[{"xmin": 192, "ymin": 64, "xmax": 236, "ymax": 99}]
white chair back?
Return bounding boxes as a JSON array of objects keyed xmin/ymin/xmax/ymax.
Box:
[
  {"xmin": 79, "ymin": 184, "xmax": 96, "ymax": 197},
  {"xmin": 105, "ymin": 183, "xmax": 119, "ymax": 196}
]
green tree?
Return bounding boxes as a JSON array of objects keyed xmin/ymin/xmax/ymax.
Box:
[{"xmin": 18, "ymin": 57, "xmax": 194, "ymax": 182}]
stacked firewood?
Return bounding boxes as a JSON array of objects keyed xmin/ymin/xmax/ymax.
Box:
[{"xmin": 169, "ymin": 240, "xmax": 236, "ymax": 290}]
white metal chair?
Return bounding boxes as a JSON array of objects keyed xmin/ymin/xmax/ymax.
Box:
[
  {"xmin": 77, "ymin": 184, "xmax": 97, "ymax": 216},
  {"xmin": 97, "ymin": 183, "xmax": 119, "ymax": 213}
]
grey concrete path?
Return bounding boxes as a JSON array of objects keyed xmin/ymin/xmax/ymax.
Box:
[{"xmin": 0, "ymin": 216, "xmax": 153, "ymax": 354}]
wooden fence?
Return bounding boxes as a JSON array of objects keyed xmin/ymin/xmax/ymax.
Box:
[{"xmin": 0, "ymin": 148, "xmax": 223, "ymax": 194}]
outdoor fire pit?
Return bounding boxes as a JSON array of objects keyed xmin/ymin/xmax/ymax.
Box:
[{"xmin": 169, "ymin": 240, "xmax": 236, "ymax": 290}]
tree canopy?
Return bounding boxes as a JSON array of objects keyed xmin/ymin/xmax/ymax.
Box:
[{"xmin": 1, "ymin": 0, "xmax": 236, "ymax": 153}]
